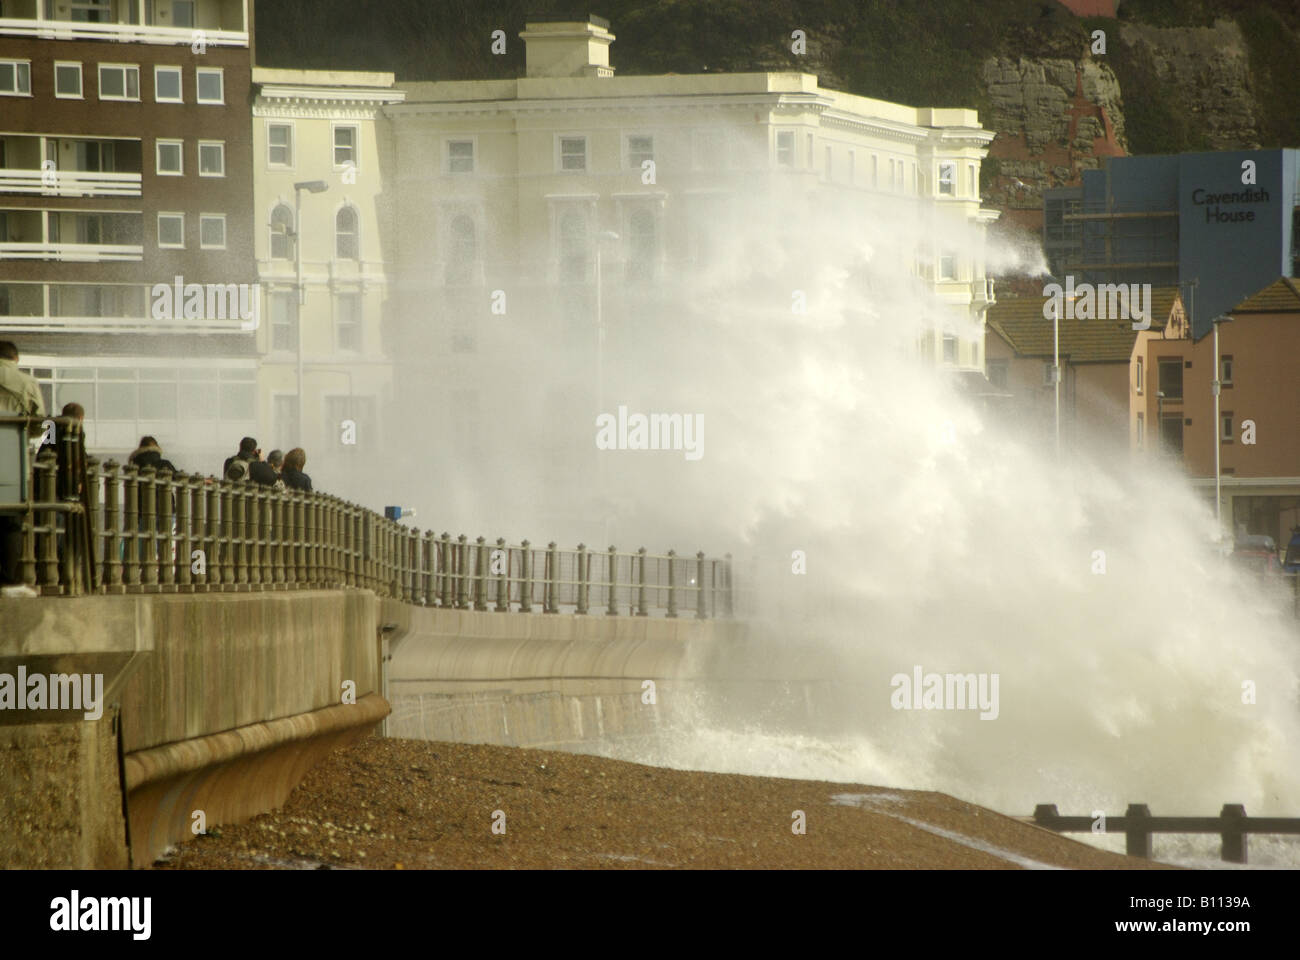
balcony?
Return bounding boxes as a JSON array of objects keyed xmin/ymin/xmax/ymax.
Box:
[
  {"xmin": 0, "ymin": 209, "xmax": 143, "ymax": 261},
  {"xmin": 0, "ymin": 0, "xmax": 248, "ymax": 47},
  {"xmin": 0, "ymin": 281, "xmax": 251, "ymax": 333},
  {"xmin": 0, "ymin": 135, "xmax": 143, "ymax": 197},
  {"xmin": 0, "ymin": 168, "xmax": 142, "ymax": 198}
]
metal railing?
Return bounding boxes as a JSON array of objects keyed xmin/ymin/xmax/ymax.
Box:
[{"xmin": 0, "ymin": 418, "xmax": 733, "ymax": 617}]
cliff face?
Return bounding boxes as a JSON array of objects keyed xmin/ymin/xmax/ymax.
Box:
[
  {"xmin": 981, "ymin": 55, "xmax": 1127, "ymax": 235},
  {"xmin": 978, "ymin": 17, "xmax": 1261, "ymax": 243}
]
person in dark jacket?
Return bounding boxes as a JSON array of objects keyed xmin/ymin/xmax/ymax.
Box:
[
  {"xmin": 128, "ymin": 436, "xmax": 179, "ymax": 476},
  {"xmin": 127, "ymin": 436, "xmax": 180, "ymax": 560},
  {"xmin": 223, "ymin": 436, "xmax": 277, "ymax": 486},
  {"xmin": 281, "ymin": 447, "xmax": 313, "ymax": 492}
]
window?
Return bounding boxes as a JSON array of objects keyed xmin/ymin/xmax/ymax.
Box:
[
  {"xmin": 272, "ymin": 394, "xmax": 299, "ymax": 451},
  {"xmin": 270, "ymin": 293, "xmax": 298, "ymax": 352},
  {"xmin": 1157, "ymin": 358, "xmax": 1183, "ymax": 400},
  {"xmin": 1136, "ymin": 412, "xmax": 1144, "ymax": 447},
  {"xmin": 333, "ymin": 125, "xmax": 357, "ymax": 168},
  {"xmin": 335, "ymin": 293, "xmax": 361, "ymax": 352},
  {"xmin": 1135, "ymin": 356, "xmax": 1144, "ymax": 394},
  {"xmin": 559, "ymin": 136, "xmax": 587, "ymax": 172},
  {"xmin": 70, "ymin": 0, "xmax": 111, "ymax": 22},
  {"xmin": 942, "ymin": 335, "xmax": 957, "ymax": 365},
  {"xmin": 157, "ymin": 213, "xmax": 184, "ymax": 249},
  {"xmin": 1160, "ymin": 415, "xmax": 1184, "ymax": 456},
  {"xmin": 98, "ymin": 64, "xmax": 140, "ymax": 101},
  {"xmin": 270, "ymin": 204, "xmax": 294, "ymax": 260},
  {"xmin": 1221, "ymin": 411, "xmax": 1234, "ymax": 443},
  {"xmin": 172, "ymin": 0, "xmax": 195, "ymax": 28},
  {"xmin": 0, "ymin": 60, "xmax": 31, "ymax": 96},
  {"xmin": 335, "ymin": 206, "xmax": 359, "ymax": 260},
  {"xmin": 987, "ymin": 359, "xmax": 1008, "ymax": 390},
  {"xmin": 447, "ymin": 139, "xmax": 474, "ymax": 174},
  {"xmin": 969, "ymin": 165, "xmax": 977, "ymax": 197},
  {"xmin": 1220, "ymin": 354, "xmax": 1233, "ymax": 386},
  {"xmin": 626, "ymin": 208, "xmax": 656, "ymax": 283},
  {"xmin": 776, "ymin": 131, "xmax": 794, "ymax": 167},
  {"xmin": 54, "ymin": 62, "xmax": 83, "ymax": 98},
  {"xmin": 155, "ymin": 139, "xmax": 183, "ymax": 175},
  {"xmin": 196, "ymin": 67, "xmax": 223, "ymax": 104},
  {"xmin": 267, "ymin": 123, "xmax": 293, "ymax": 167},
  {"xmin": 445, "ymin": 215, "xmax": 476, "ymax": 286},
  {"xmin": 939, "ymin": 252, "xmax": 956, "ymax": 280},
  {"xmin": 558, "ymin": 209, "xmax": 588, "ymax": 282},
  {"xmin": 627, "ymin": 134, "xmax": 654, "ymax": 169},
  {"xmin": 154, "ymin": 66, "xmax": 182, "ymax": 103},
  {"xmin": 199, "ymin": 214, "xmax": 225, "ymax": 249},
  {"xmin": 938, "ymin": 162, "xmax": 956, "ymax": 196},
  {"xmin": 198, "ymin": 141, "xmax": 225, "ymax": 177}
]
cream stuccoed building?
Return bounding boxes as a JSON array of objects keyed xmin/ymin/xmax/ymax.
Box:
[
  {"xmin": 379, "ymin": 15, "xmax": 999, "ymax": 525},
  {"xmin": 251, "ymin": 68, "xmax": 403, "ymax": 501}
]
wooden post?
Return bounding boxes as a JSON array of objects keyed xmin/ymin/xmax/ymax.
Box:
[
  {"xmin": 1220, "ymin": 804, "xmax": 1248, "ymax": 864},
  {"xmin": 1125, "ymin": 803, "xmax": 1153, "ymax": 859}
]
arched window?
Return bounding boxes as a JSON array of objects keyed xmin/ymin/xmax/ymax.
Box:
[
  {"xmin": 270, "ymin": 203, "xmax": 294, "ymax": 260},
  {"xmin": 335, "ymin": 205, "xmax": 359, "ymax": 260},
  {"xmin": 626, "ymin": 208, "xmax": 656, "ymax": 283},
  {"xmin": 445, "ymin": 214, "xmax": 476, "ymax": 285},
  {"xmin": 559, "ymin": 210, "xmax": 587, "ymax": 283}
]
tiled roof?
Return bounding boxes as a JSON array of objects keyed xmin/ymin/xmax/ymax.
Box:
[
  {"xmin": 1230, "ymin": 277, "xmax": 1300, "ymax": 314},
  {"xmin": 986, "ymin": 287, "xmax": 1180, "ymax": 363}
]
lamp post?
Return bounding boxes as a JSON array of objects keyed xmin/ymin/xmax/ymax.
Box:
[
  {"xmin": 293, "ymin": 180, "xmax": 328, "ymax": 445},
  {"xmin": 1212, "ymin": 313, "xmax": 1232, "ymax": 535},
  {"xmin": 594, "ymin": 229, "xmax": 619, "ymax": 548},
  {"xmin": 1156, "ymin": 390, "xmax": 1165, "ymax": 454}
]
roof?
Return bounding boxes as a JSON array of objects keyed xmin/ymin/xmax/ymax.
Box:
[
  {"xmin": 986, "ymin": 287, "xmax": 1180, "ymax": 363},
  {"xmin": 1229, "ymin": 277, "xmax": 1300, "ymax": 314}
]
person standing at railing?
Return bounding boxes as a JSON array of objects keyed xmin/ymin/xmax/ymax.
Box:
[
  {"xmin": 224, "ymin": 436, "xmax": 277, "ymax": 486},
  {"xmin": 40, "ymin": 402, "xmax": 85, "ymax": 501},
  {"xmin": 0, "ymin": 341, "xmax": 45, "ymax": 590},
  {"xmin": 128, "ymin": 437, "xmax": 181, "ymax": 562},
  {"xmin": 281, "ymin": 448, "xmax": 313, "ymax": 492}
]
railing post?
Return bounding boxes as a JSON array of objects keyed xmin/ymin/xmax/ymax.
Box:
[
  {"xmin": 102, "ymin": 460, "xmax": 123, "ymax": 593},
  {"xmin": 545, "ymin": 541, "xmax": 559, "ymax": 613},
  {"xmin": 576, "ymin": 543, "xmax": 589, "ymax": 615},
  {"xmin": 1124, "ymin": 803, "xmax": 1153, "ymax": 859},
  {"xmin": 473, "ymin": 536, "xmax": 488, "ymax": 611},
  {"xmin": 35, "ymin": 452, "xmax": 59, "ymax": 592},
  {"xmin": 156, "ymin": 468, "xmax": 175, "ymax": 592},
  {"xmin": 175, "ymin": 472, "xmax": 192, "ymax": 592},
  {"xmin": 606, "ymin": 545, "xmax": 618, "ymax": 616},
  {"xmin": 636, "ymin": 546, "xmax": 648, "ymax": 617},
  {"xmin": 121, "ymin": 464, "xmax": 141, "ymax": 590},
  {"xmin": 139, "ymin": 466, "xmax": 159, "ymax": 589},
  {"xmin": 519, "ymin": 539, "xmax": 532, "ymax": 613},
  {"xmin": 455, "ymin": 534, "xmax": 469, "ymax": 608},
  {"xmin": 219, "ymin": 480, "xmax": 235, "ymax": 589},
  {"xmin": 724, "ymin": 552, "xmax": 734, "ymax": 618},
  {"xmin": 439, "ymin": 532, "xmax": 453, "ymax": 607},
  {"xmin": 1220, "ymin": 804, "xmax": 1248, "ymax": 864},
  {"xmin": 293, "ymin": 491, "xmax": 306, "ymax": 587},
  {"xmin": 257, "ymin": 486, "xmax": 271, "ymax": 588},
  {"xmin": 270, "ymin": 487, "xmax": 285, "ymax": 588},
  {"xmin": 666, "ymin": 549, "xmax": 678, "ymax": 618},
  {"xmin": 204, "ymin": 477, "xmax": 220, "ymax": 590},
  {"xmin": 422, "ymin": 530, "xmax": 435, "ymax": 604},
  {"xmin": 696, "ymin": 551, "xmax": 708, "ymax": 619},
  {"xmin": 494, "ymin": 537, "xmax": 509, "ymax": 611},
  {"xmin": 230, "ymin": 478, "xmax": 247, "ymax": 589}
]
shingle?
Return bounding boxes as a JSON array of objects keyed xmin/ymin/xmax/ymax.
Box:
[{"xmin": 986, "ymin": 287, "xmax": 1180, "ymax": 362}]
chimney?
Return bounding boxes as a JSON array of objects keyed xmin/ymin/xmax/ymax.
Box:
[{"xmin": 519, "ymin": 14, "xmax": 615, "ymax": 78}]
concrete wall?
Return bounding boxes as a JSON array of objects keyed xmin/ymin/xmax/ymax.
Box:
[
  {"xmin": 1, "ymin": 590, "xmax": 386, "ymax": 868},
  {"xmin": 381, "ymin": 601, "xmax": 747, "ymax": 750}
]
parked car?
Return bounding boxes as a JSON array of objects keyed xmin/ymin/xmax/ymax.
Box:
[
  {"xmin": 1231, "ymin": 533, "xmax": 1280, "ymax": 576},
  {"xmin": 1283, "ymin": 527, "xmax": 1300, "ymax": 574}
]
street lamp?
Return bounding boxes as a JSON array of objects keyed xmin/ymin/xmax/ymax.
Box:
[
  {"xmin": 594, "ymin": 229, "xmax": 619, "ymax": 547},
  {"xmin": 293, "ymin": 180, "xmax": 328, "ymax": 445},
  {"xmin": 1212, "ymin": 313, "xmax": 1232, "ymax": 534}
]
